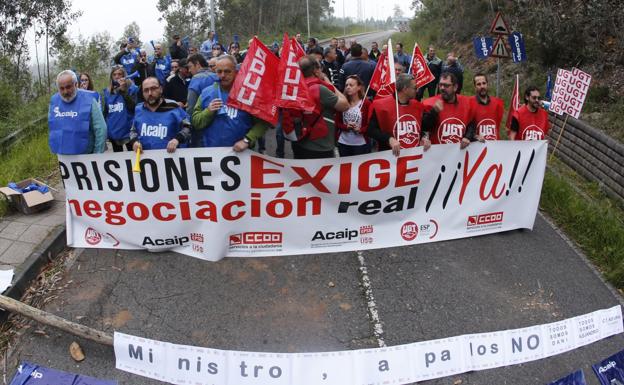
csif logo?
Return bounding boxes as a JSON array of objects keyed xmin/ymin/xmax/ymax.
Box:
[
  {"xmin": 467, "ymin": 212, "xmax": 504, "ymax": 227},
  {"xmin": 85, "ymin": 227, "xmax": 102, "ymax": 245}
]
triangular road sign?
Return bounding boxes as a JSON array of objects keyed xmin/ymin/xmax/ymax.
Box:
[
  {"xmin": 489, "ymin": 35, "xmax": 511, "ymax": 58},
  {"xmin": 489, "ymin": 12, "xmax": 511, "ymax": 35}
]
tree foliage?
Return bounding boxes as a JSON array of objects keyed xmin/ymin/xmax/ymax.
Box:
[
  {"xmin": 56, "ymin": 32, "xmax": 114, "ymax": 77},
  {"xmin": 412, "ymin": 0, "xmax": 624, "ymax": 69},
  {"xmin": 115, "ymin": 22, "xmax": 143, "ymax": 49},
  {"xmin": 157, "ymin": 0, "xmax": 211, "ymax": 47}
]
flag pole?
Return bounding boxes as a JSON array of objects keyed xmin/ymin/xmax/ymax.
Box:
[
  {"xmin": 407, "ymin": 42, "xmax": 417, "ymax": 74},
  {"xmin": 387, "ymin": 38, "xmax": 400, "ymax": 144},
  {"xmin": 550, "ymin": 113, "xmax": 569, "ymax": 161}
]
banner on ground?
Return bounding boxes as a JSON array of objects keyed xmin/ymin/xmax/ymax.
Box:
[
  {"xmin": 10, "ymin": 361, "xmax": 117, "ymax": 385},
  {"xmin": 60, "ymin": 141, "xmax": 547, "ymax": 262},
  {"xmin": 114, "ymin": 305, "xmax": 623, "ymax": 384},
  {"xmin": 592, "ymin": 348, "xmax": 624, "ymax": 385},
  {"xmin": 547, "ymin": 370, "xmax": 587, "ymax": 385},
  {"xmin": 549, "ymin": 68, "xmax": 592, "ymax": 119}
]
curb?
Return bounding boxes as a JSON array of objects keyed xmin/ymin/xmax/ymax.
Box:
[{"xmin": 0, "ymin": 225, "xmax": 67, "ymax": 322}]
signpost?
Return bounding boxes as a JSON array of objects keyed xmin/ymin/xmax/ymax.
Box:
[{"xmin": 474, "ymin": 11, "xmax": 525, "ymax": 97}]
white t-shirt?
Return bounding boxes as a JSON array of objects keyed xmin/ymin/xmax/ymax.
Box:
[{"xmin": 338, "ymin": 103, "xmax": 366, "ymax": 146}]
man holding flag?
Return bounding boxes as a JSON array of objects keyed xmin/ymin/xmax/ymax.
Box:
[
  {"xmin": 191, "ymin": 55, "xmax": 269, "ymax": 150},
  {"xmin": 290, "ymin": 56, "xmax": 349, "ymax": 159}
]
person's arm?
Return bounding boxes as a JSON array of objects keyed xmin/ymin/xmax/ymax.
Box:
[
  {"xmin": 334, "ymin": 111, "xmax": 349, "ymax": 131},
  {"xmin": 90, "ymin": 99, "xmax": 107, "ymax": 153},
  {"xmin": 191, "ymin": 95, "xmax": 215, "ymax": 129},
  {"xmin": 113, "ymin": 49, "xmax": 126, "ymax": 65},
  {"xmin": 332, "ymin": 89, "xmax": 349, "ymax": 112},
  {"xmin": 245, "ymin": 118, "xmax": 269, "ymax": 145},
  {"xmin": 186, "ymin": 89, "xmax": 199, "ymax": 116},
  {"xmin": 367, "ymin": 110, "xmax": 392, "ymax": 145}
]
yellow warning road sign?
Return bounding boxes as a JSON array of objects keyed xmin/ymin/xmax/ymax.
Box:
[
  {"xmin": 489, "ymin": 12, "xmax": 511, "ymax": 35},
  {"xmin": 489, "ymin": 35, "xmax": 511, "ymax": 58}
]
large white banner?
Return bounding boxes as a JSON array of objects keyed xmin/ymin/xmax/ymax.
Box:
[
  {"xmin": 60, "ymin": 141, "xmax": 547, "ymax": 261},
  {"xmin": 114, "ymin": 305, "xmax": 623, "ymax": 384}
]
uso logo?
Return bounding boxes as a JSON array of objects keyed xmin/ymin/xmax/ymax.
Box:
[
  {"xmin": 85, "ymin": 227, "xmax": 102, "ymax": 245},
  {"xmin": 401, "ymin": 222, "xmax": 418, "ymax": 241}
]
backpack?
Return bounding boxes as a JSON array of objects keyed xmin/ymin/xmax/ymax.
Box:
[{"xmin": 281, "ymin": 77, "xmax": 335, "ymax": 142}]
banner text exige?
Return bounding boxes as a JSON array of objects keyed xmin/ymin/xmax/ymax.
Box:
[{"xmin": 59, "ymin": 141, "xmax": 547, "ymax": 261}]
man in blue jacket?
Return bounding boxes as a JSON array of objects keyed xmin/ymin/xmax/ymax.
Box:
[
  {"xmin": 48, "ymin": 70, "xmax": 106, "ymax": 155},
  {"xmin": 337, "ymin": 43, "xmax": 376, "ymax": 91},
  {"xmin": 130, "ymin": 77, "xmax": 191, "ymax": 153}
]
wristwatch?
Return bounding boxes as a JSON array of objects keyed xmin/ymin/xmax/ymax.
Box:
[{"xmin": 243, "ymin": 136, "xmax": 251, "ymax": 144}]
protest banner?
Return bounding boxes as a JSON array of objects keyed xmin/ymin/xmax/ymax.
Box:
[
  {"xmin": 10, "ymin": 362, "xmax": 116, "ymax": 385},
  {"xmin": 368, "ymin": 51, "xmax": 395, "ymax": 98},
  {"xmin": 592, "ymin": 349, "xmax": 624, "ymax": 385},
  {"xmin": 549, "ymin": 68, "xmax": 591, "ymax": 119},
  {"xmin": 60, "ymin": 141, "xmax": 547, "ymax": 262},
  {"xmin": 114, "ymin": 305, "xmax": 622, "ymax": 384},
  {"xmin": 549, "ymin": 67, "xmax": 592, "ymax": 158},
  {"xmin": 547, "ymin": 370, "xmax": 587, "ymax": 385},
  {"xmin": 473, "ymin": 36, "xmax": 494, "ymax": 60},
  {"xmin": 274, "ymin": 33, "xmax": 313, "ymax": 111}
]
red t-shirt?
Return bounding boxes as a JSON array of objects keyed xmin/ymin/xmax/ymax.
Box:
[
  {"xmin": 512, "ymin": 105, "xmax": 550, "ymax": 140},
  {"xmin": 423, "ymin": 94, "xmax": 474, "ymax": 144},
  {"xmin": 469, "ymin": 96, "xmax": 504, "ymax": 140},
  {"xmin": 369, "ymin": 96, "xmax": 426, "ymax": 148}
]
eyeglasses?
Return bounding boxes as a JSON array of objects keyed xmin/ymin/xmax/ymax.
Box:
[{"xmin": 80, "ymin": 79, "xmax": 89, "ymax": 83}]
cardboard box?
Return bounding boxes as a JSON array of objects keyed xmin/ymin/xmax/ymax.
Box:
[{"xmin": 0, "ymin": 179, "xmax": 54, "ymax": 215}]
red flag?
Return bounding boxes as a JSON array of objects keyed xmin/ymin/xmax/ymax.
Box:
[
  {"xmin": 369, "ymin": 52, "xmax": 395, "ymax": 98},
  {"xmin": 275, "ymin": 33, "xmax": 314, "ymax": 111},
  {"xmin": 408, "ymin": 43, "xmax": 435, "ymax": 89},
  {"xmin": 505, "ymin": 74, "xmax": 520, "ymax": 130},
  {"xmin": 290, "ymin": 37, "xmax": 306, "ymax": 60},
  {"xmin": 227, "ymin": 37, "xmax": 279, "ymax": 125}
]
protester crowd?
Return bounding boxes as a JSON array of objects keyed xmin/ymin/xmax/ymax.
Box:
[{"xmin": 48, "ymin": 31, "xmax": 551, "ymax": 159}]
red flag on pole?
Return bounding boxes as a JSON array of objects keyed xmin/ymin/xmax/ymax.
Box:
[
  {"xmin": 369, "ymin": 52, "xmax": 395, "ymax": 98},
  {"xmin": 290, "ymin": 37, "xmax": 307, "ymax": 60},
  {"xmin": 227, "ymin": 37, "xmax": 279, "ymax": 125},
  {"xmin": 408, "ymin": 43, "xmax": 435, "ymax": 89},
  {"xmin": 275, "ymin": 33, "xmax": 314, "ymax": 111},
  {"xmin": 505, "ymin": 74, "xmax": 520, "ymax": 130}
]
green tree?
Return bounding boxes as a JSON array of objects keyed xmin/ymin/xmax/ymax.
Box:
[{"xmin": 157, "ymin": 0, "xmax": 211, "ymax": 49}]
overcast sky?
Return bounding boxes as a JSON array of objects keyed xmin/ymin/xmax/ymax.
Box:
[{"xmin": 27, "ymin": 0, "xmax": 410, "ymax": 57}]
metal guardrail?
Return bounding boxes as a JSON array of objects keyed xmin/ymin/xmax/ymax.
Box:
[
  {"xmin": 548, "ymin": 113, "xmax": 624, "ymax": 202},
  {"xmin": 0, "ymin": 116, "xmax": 47, "ymax": 156}
]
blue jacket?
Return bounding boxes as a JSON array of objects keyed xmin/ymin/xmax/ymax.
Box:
[{"xmin": 338, "ymin": 58, "xmax": 376, "ymax": 91}]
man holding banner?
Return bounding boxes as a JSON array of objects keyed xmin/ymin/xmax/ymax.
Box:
[
  {"xmin": 469, "ymin": 73, "xmax": 504, "ymax": 141},
  {"xmin": 510, "ymin": 86, "xmax": 550, "ymax": 141},
  {"xmin": 191, "ymin": 55, "xmax": 268, "ymax": 150},
  {"xmin": 130, "ymin": 77, "xmax": 191, "ymax": 153},
  {"xmin": 423, "ymin": 72, "xmax": 476, "ymax": 148},
  {"xmin": 368, "ymin": 73, "xmax": 440, "ymax": 156}
]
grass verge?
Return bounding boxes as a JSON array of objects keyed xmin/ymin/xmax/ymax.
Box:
[
  {"xmin": 541, "ymin": 158, "xmax": 624, "ymax": 290},
  {"xmin": 0, "ymin": 129, "xmax": 58, "ymax": 217}
]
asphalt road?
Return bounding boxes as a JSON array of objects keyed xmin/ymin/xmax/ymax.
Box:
[{"xmin": 6, "ymin": 30, "xmax": 624, "ymax": 385}]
